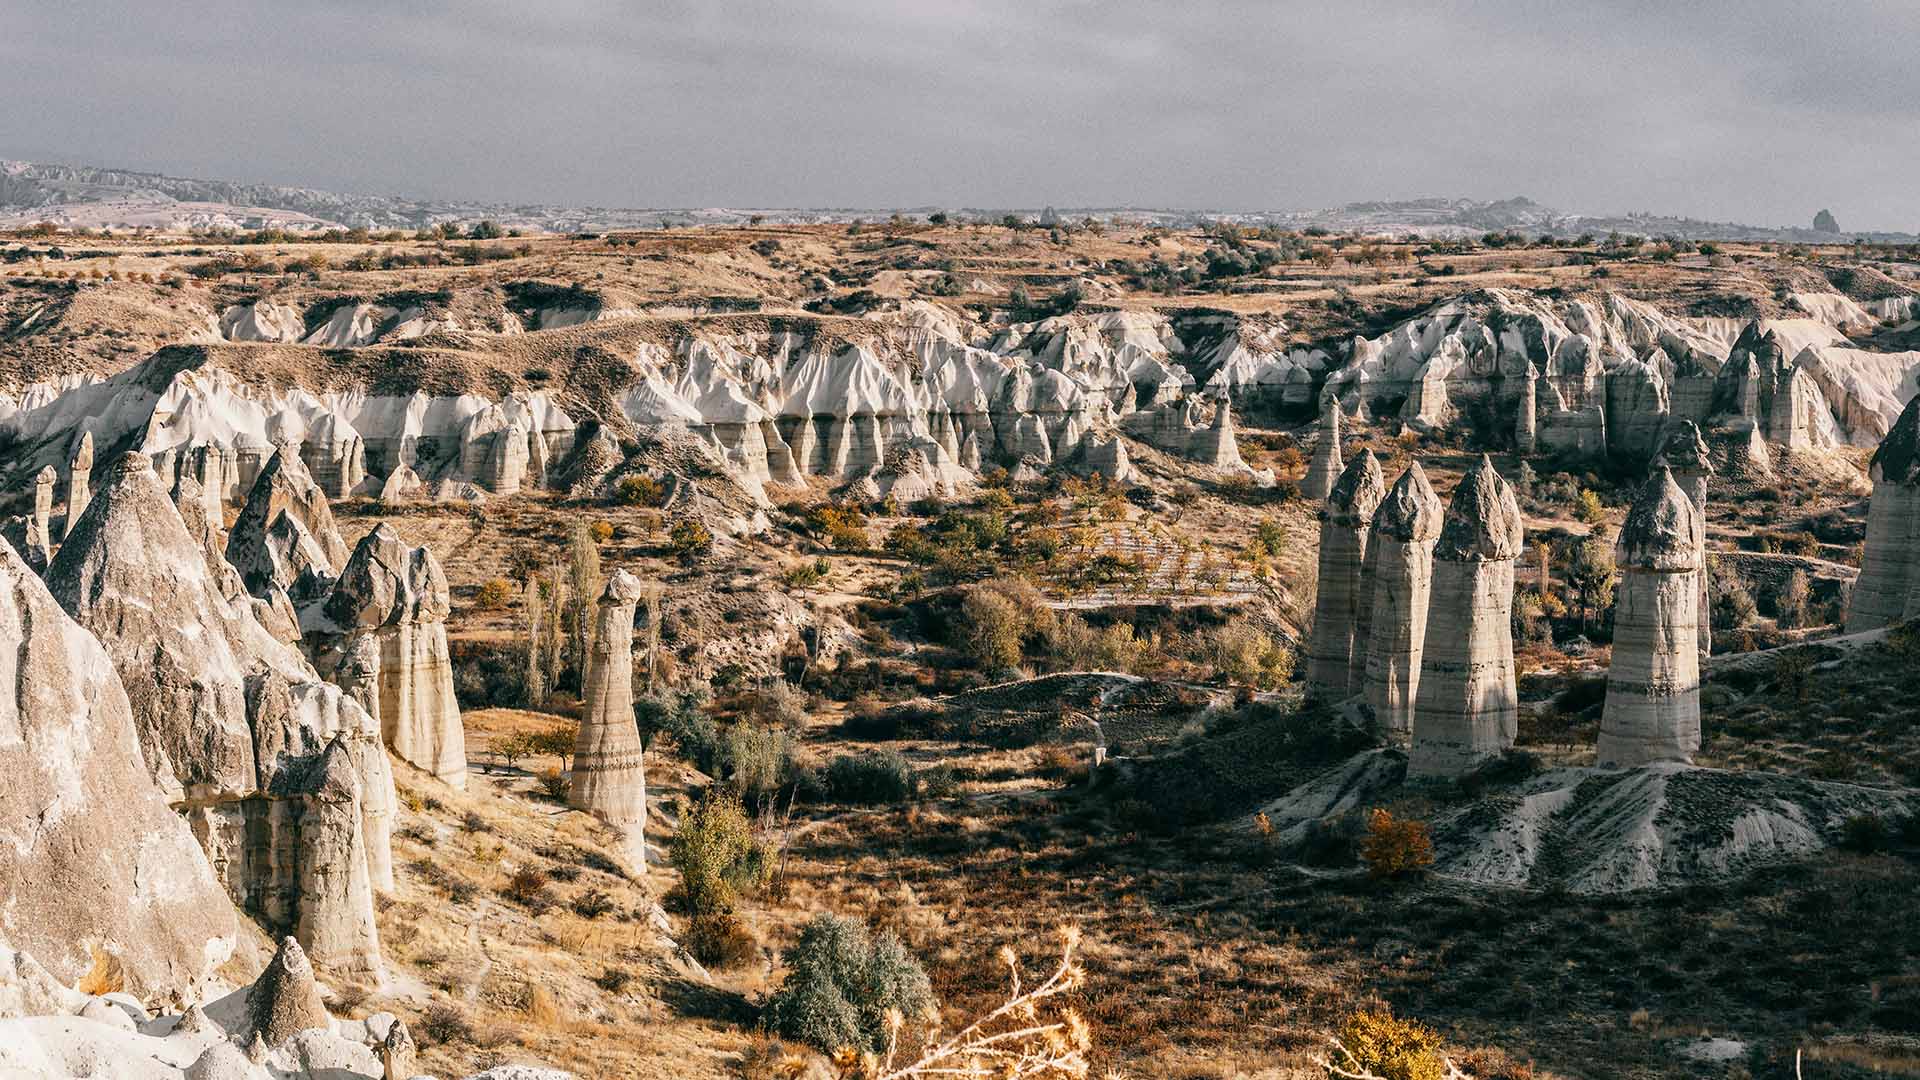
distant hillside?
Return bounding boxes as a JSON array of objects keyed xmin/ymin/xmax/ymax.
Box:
[{"xmin": 1, "ymin": 158, "xmax": 1912, "ymax": 243}]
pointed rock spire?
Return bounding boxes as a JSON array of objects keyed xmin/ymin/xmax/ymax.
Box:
[
  {"xmin": 1411, "ymin": 455, "xmax": 1525, "ymax": 777},
  {"xmin": 63, "ymin": 431, "xmax": 93, "ymax": 539},
  {"xmin": 1364, "ymin": 462, "xmax": 1443, "ymax": 733},
  {"xmin": 1301, "ymin": 397, "xmax": 1344, "ymax": 502},
  {"xmin": 1434, "ymin": 456, "xmax": 1525, "ymax": 562},
  {"xmin": 1307, "ymin": 449, "xmax": 1385, "ymax": 699},
  {"xmin": 248, "ymin": 936, "xmax": 331, "ymax": 1046}
]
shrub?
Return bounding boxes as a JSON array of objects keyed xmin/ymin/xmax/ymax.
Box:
[
  {"xmin": 1205, "ymin": 619, "xmax": 1295, "ymax": 689},
  {"xmin": 639, "ymin": 687, "xmax": 720, "ymax": 769},
  {"xmin": 826, "ymin": 750, "xmax": 916, "ymax": 804},
  {"xmin": 764, "ymin": 914, "xmax": 935, "ymax": 1052},
  {"xmin": 781, "ymin": 558, "xmax": 831, "ymax": 588},
  {"xmin": 418, "ymin": 1002, "xmax": 474, "ymax": 1046},
  {"xmin": 1841, "ymin": 813, "xmax": 1889, "ymax": 853},
  {"xmin": 1332, "ymin": 1004, "xmax": 1446, "ymax": 1080},
  {"xmin": 956, "ymin": 577, "xmax": 1053, "ymax": 670},
  {"xmin": 745, "ymin": 680, "xmax": 811, "ymax": 730},
  {"xmin": 669, "ymin": 791, "xmax": 773, "ymax": 916},
  {"xmin": 571, "ymin": 887, "xmax": 616, "ymax": 919},
  {"xmin": 589, "ymin": 520, "xmax": 615, "ymax": 543},
  {"xmin": 725, "ymin": 722, "xmax": 800, "ymax": 804},
  {"xmin": 474, "ymin": 578, "xmax": 515, "ymax": 610},
  {"xmin": 614, "ymin": 473, "xmax": 666, "ymax": 507},
  {"xmin": 503, "ymin": 867, "xmax": 554, "ymax": 912},
  {"xmin": 1358, "ymin": 809, "xmax": 1435, "ymax": 879},
  {"xmin": 669, "ymin": 519, "xmax": 715, "ymax": 560},
  {"xmin": 593, "ymin": 967, "xmax": 633, "ymax": 993},
  {"xmin": 686, "ymin": 912, "xmax": 760, "ymax": 970}
]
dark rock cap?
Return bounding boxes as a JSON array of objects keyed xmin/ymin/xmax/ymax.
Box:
[
  {"xmin": 1434, "ymin": 455, "xmax": 1525, "ymax": 561},
  {"xmin": 1323, "ymin": 449, "xmax": 1385, "ymax": 525},
  {"xmin": 1618, "ymin": 466, "xmax": 1702, "ymax": 571},
  {"xmin": 1871, "ymin": 395, "xmax": 1920, "ymax": 486},
  {"xmin": 1373, "ymin": 461, "xmax": 1442, "ymax": 543},
  {"xmin": 1654, "ymin": 421, "xmax": 1714, "ymax": 476}
]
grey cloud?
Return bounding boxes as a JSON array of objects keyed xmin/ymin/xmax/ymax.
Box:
[{"xmin": 1, "ymin": 1, "xmax": 1913, "ymax": 229}]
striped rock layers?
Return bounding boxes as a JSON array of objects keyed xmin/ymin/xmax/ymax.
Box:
[
  {"xmin": 1301, "ymin": 398, "xmax": 1344, "ymax": 502},
  {"xmin": 1306, "ymin": 450, "xmax": 1385, "ymax": 699},
  {"xmin": 570, "ymin": 569, "xmax": 649, "ymax": 859},
  {"xmin": 1410, "ymin": 455, "xmax": 1525, "ymax": 778},
  {"xmin": 1364, "ymin": 462, "xmax": 1443, "ymax": 734},
  {"xmin": 1598, "ymin": 466, "xmax": 1703, "ymax": 766},
  {"xmin": 1846, "ymin": 396, "xmax": 1920, "ymax": 632}
]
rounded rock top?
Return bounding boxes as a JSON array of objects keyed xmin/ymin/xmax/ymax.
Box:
[
  {"xmin": 1374, "ymin": 461, "xmax": 1442, "ymax": 542},
  {"xmin": 602, "ymin": 568, "xmax": 647, "ymax": 604},
  {"xmin": 1434, "ymin": 455, "xmax": 1524, "ymax": 561},
  {"xmin": 1618, "ymin": 466, "xmax": 1702, "ymax": 570},
  {"xmin": 1655, "ymin": 420, "xmax": 1713, "ymax": 476},
  {"xmin": 1323, "ymin": 449, "xmax": 1385, "ymax": 524}
]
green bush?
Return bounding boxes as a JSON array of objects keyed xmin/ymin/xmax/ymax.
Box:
[
  {"xmin": 639, "ymin": 688, "xmax": 719, "ymax": 770},
  {"xmin": 826, "ymin": 750, "xmax": 916, "ymax": 804},
  {"xmin": 764, "ymin": 915, "xmax": 935, "ymax": 1052},
  {"xmin": 724, "ymin": 722, "xmax": 801, "ymax": 805},
  {"xmin": 669, "ymin": 792, "xmax": 773, "ymax": 916}
]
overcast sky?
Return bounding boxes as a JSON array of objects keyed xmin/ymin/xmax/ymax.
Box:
[{"xmin": 4, "ymin": 1, "xmax": 1916, "ymax": 230}]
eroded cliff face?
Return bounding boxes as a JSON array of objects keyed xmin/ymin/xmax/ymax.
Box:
[{"xmin": 43, "ymin": 453, "xmax": 391, "ymax": 977}]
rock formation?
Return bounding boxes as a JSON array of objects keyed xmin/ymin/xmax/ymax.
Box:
[
  {"xmin": 1306, "ymin": 450, "xmax": 1384, "ymax": 698},
  {"xmin": 0, "ymin": 535, "xmax": 237, "ymax": 994},
  {"xmin": 44, "ymin": 452, "xmax": 392, "ymax": 974},
  {"xmin": 1598, "ymin": 467, "xmax": 1704, "ymax": 766},
  {"xmin": 1514, "ymin": 367, "xmax": 1537, "ymax": 453},
  {"xmin": 63, "ymin": 430, "xmax": 92, "ymax": 539},
  {"xmin": 1409, "ymin": 455, "xmax": 1525, "ymax": 778},
  {"xmin": 309, "ymin": 524, "xmax": 468, "ymax": 789},
  {"xmin": 248, "ymin": 937, "xmax": 331, "ymax": 1045},
  {"xmin": 1363, "ymin": 462, "xmax": 1442, "ymax": 734},
  {"xmin": 226, "ymin": 448, "xmax": 351, "ymax": 603},
  {"xmin": 1655, "ymin": 421, "xmax": 1714, "ymax": 659},
  {"xmin": 1813, "ymin": 208, "xmax": 1840, "ymax": 234},
  {"xmin": 1301, "ymin": 398, "xmax": 1344, "ymax": 502},
  {"xmin": 27, "ymin": 465, "xmax": 54, "ymax": 565},
  {"xmin": 1847, "ymin": 395, "xmax": 1920, "ymax": 632},
  {"xmin": 570, "ymin": 569, "xmax": 649, "ymax": 859}
]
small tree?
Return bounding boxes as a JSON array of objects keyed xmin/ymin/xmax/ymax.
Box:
[
  {"xmin": 1564, "ymin": 537, "xmax": 1617, "ymax": 635},
  {"xmin": 1777, "ymin": 569, "xmax": 1811, "ymax": 628},
  {"xmin": 566, "ymin": 525, "xmax": 602, "ymax": 680},
  {"xmin": 958, "ymin": 588, "xmax": 1027, "ymax": 670},
  {"xmin": 1358, "ymin": 809, "xmax": 1434, "ymax": 880},
  {"xmin": 669, "ymin": 791, "xmax": 771, "ymax": 916}
]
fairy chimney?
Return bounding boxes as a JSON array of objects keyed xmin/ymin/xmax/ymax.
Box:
[
  {"xmin": 1847, "ymin": 396, "xmax": 1920, "ymax": 632},
  {"xmin": 1306, "ymin": 450, "xmax": 1384, "ymax": 699},
  {"xmin": 63, "ymin": 431, "xmax": 93, "ymax": 540},
  {"xmin": 569, "ymin": 569, "xmax": 649, "ymax": 860},
  {"xmin": 1301, "ymin": 396, "xmax": 1344, "ymax": 502},
  {"xmin": 1654, "ymin": 421, "xmax": 1714, "ymax": 661},
  {"xmin": 1598, "ymin": 466, "xmax": 1703, "ymax": 766},
  {"xmin": 1363, "ymin": 462, "xmax": 1442, "ymax": 735},
  {"xmin": 1409, "ymin": 456, "xmax": 1525, "ymax": 778}
]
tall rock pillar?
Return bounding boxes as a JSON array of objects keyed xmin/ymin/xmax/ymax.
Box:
[
  {"xmin": 1655, "ymin": 421, "xmax": 1714, "ymax": 661},
  {"xmin": 1515, "ymin": 368, "xmax": 1538, "ymax": 453},
  {"xmin": 27, "ymin": 465, "xmax": 56, "ymax": 566},
  {"xmin": 63, "ymin": 431, "xmax": 94, "ymax": 540},
  {"xmin": 569, "ymin": 569, "xmax": 648, "ymax": 860},
  {"xmin": 1847, "ymin": 396, "xmax": 1920, "ymax": 632},
  {"xmin": 1410, "ymin": 456, "xmax": 1525, "ymax": 778},
  {"xmin": 1364, "ymin": 462, "xmax": 1442, "ymax": 735},
  {"xmin": 1301, "ymin": 397, "xmax": 1344, "ymax": 502},
  {"xmin": 1598, "ymin": 466, "xmax": 1703, "ymax": 766},
  {"xmin": 1306, "ymin": 450, "xmax": 1384, "ymax": 699}
]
